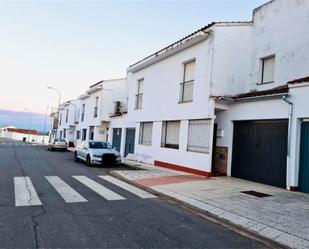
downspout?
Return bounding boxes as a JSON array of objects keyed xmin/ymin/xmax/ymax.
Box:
[{"xmin": 282, "ymin": 95, "xmax": 293, "ymax": 189}]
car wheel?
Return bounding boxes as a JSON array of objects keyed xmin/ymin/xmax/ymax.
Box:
[
  {"xmin": 74, "ymin": 152, "xmax": 79, "ymax": 162},
  {"xmin": 86, "ymin": 155, "xmax": 92, "ymax": 167}
]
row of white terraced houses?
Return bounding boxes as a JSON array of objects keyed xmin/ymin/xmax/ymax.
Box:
[{"xmin": 53, "ymin": 0, "xmax": 309, "ymax": 193}]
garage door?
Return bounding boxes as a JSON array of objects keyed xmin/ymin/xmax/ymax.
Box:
[
  {"xmin": 232, "ymin": 120, "xmax": 288, "ymax": 188},
  {"xmin": 299, "ymin": 120, "xmax": 309, "ymax": 193}
]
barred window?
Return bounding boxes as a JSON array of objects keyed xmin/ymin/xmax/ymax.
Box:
[
  {"xmin": 161, "ymin": 121, "xmax": 180, "ymax": 149},
  {"xmin": 180, "ymin": 60, "xmax": 195, "ymax": 102},
  {"xmin": 135, "ymin": 79, "xmax": 144, "ymax": 109},
  {"xmin": 187, "ymin": 119, "xmax": 211, "ymax": 153},
  {"xmin": 139, "ymin": 122, "xmax": 153, "ymax": 145}
]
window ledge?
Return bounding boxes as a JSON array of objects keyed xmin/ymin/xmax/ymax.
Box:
[
  {"xmin": 138, "ymin": 143, "xmax": 152, "ymax": 146},
  {"xmin": 178, "ymin": 100, "xmax": 193, "ymax": 104},
  {"xmin": 187, "ymin": 149, "xmax": 209, "ymax": 154},
  {"xmin": 257, "ymin": 81, "xmax": 274, "ymax": 85},
  {"xmin": 161, "ymin": 146, "xmax": 179, "ymax": 150}
]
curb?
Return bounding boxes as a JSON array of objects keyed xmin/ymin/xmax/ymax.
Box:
[{"xmin": 109, "ymin": 169, "xmax": 288, "ymax": 249}]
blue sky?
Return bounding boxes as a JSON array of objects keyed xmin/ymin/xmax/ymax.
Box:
[{"xmin": 0, "ymin": 0, "xmax": 268, "ymax": 114}]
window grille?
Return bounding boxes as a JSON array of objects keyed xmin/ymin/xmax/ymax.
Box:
[
  {"xmin": 187, "ymin": 119, "xmax": 211, "ymax": 153},
  {"xmin": 139, "ymin": 122, "xmax": 153, "ymax": 145}
]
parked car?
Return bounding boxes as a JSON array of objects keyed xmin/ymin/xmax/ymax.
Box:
[
  {"xmin": 48, "ymin": 138, "xmax": 67, "ymax": 151},
  {"xmin": 74, "ymin": 140, "xmax": 121, "ymax": 166}
]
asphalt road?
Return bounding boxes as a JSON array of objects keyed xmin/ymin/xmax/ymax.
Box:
[{"xmin": 0, "ymin": 138, "xmax": 268, "ymax": 249}]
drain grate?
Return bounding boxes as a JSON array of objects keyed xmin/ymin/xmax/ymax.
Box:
[{"xmin": 240, "ymin": 190, "xmax": 272, "ymax": 198}]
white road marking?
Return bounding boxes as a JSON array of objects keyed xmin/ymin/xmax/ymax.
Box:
[
  {"xmin": 14, "ymin": 177, "xmax": 42, "ymax": 207},
  {"xmin": 99, "ymin": 175, "xmax": 157, "ymax": 199},
  {"xmin": 73, "ymin": 176, "xmax": 125, "ymax": 201},
  {"xmin": 46, "ymin": 176, "xmax": 88, "ymax": 203}
]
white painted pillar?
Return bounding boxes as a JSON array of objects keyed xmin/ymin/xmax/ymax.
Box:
[{"xmin": 120, "ymin": 128, "xmax": 126, "ymax": 157}]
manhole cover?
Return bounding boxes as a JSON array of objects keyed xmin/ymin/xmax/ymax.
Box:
[{"xmin": 240, "ymin": 190, "xmax": 272, "ymax": 198}]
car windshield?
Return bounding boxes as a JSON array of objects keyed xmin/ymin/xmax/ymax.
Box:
[
  {"xmin": 88, "ymin": 141, "xmax": 112, "ymax": 149},
  {"xmin": 55, "ymin": 139, "xmax": 66, "ymax": 142}
]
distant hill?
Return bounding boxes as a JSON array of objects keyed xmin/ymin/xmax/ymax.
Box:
[{"xmin": 0, "ymin": 109, "xmax": 50, "ymax": 132}]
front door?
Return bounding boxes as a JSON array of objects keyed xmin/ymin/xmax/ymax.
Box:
[
  {"xmin": 299, "ymin": 120, "xmax": 309, "ymax": 193},
  {"xmin": 112, "ymin": 128, "xmax": 122, "ymax": 152},
  {"xmin": 125, "ymin": 128, "xmax": 135, "ymax": 157}
]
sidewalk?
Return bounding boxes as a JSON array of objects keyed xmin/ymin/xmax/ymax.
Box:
[{"xmin": 112, "ymin": 159, "xmax": 309, "ymax": 249}]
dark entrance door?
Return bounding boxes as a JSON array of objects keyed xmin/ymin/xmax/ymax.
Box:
[
  {"xmin": 125, "ymin": 128, "xmax": 136, "ymax": 157},
  {"xmin": 232, "ymin": 120, "xmax": 288, "ymax": 188},
  {"xmin": 112, "ymin": 128, "xmax": 122, "ymax": 152},
  {"xmin": 299, "ymin": 120, "xmax": 309, "ymax": 193}
]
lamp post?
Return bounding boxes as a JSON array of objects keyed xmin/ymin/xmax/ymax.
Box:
[
  {"xmin": 42, "ymin": 105, "xmax": 49, "ymax": 144},
  {"xmin": 47, "ymin": 86, "xmax": 61, "ymax": 139}
]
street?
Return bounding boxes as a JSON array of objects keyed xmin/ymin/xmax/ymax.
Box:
[{"xmin": 0, "ymin": 138, "xmax": 267, "ymax": 248}]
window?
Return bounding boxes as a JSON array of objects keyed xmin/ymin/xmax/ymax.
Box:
[
  {"xmin": 139, "ymin": 122, "xmax": 153, "ymax": 145},
  {"xmin": 59, "ymin": 113, "xmax": 62, "ymax": 126},
  {"xmin": 63, "ymin": 129, "xmax": 66, "ymax": 139},
  {"xmin": 161, "ymin": 121, "xmax": 180, "ymax": 149},
  {"xmin": 261, "ymin": 56, "xmax": 275, "ymax": 84},
  {"xmin": 65, "ymin": 109, "xmax": 69, "ymax": 123},
  {"xmin": 59, "ymin": 130, "xmax": 63, "ymax": 139},
  {"xmin": 82, "ymin": 129, "xmax": 87, "ymax": 141},
  {"xmin": 135, "ymin": 79, "xmax": 144, "ymax": 109},
  {"xmin": 76, "ymin": 130, "xmax": 80, "ymax": 140},
  {"xmin": 180, "ymin": 60, "xmax": 195, "ymax": 102},
  {"xmin": 187, "ymin": 119, "xmax": 211, "ymax": 153},
  {"xmin": 89, "ymin": 126, "xmax": 94, "ymax": 140},
  {"xmin": 81, "ymin": 104, "xmax": 85, "ymax": 121},
  {"xmin": 94, "ymin": 96, "xmax": 98, "ymax": 118}
]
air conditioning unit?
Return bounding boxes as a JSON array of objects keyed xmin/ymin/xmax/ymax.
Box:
[{"xmin": 114, "ymin": 101, "xmax": 122, "ymax": 114}]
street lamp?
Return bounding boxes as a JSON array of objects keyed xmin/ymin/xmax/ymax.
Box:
[
  {"xmin": 42, "ymin": 105, "xmax": 49, "ymax": 144},
  {"xmin": 47, "ymin": 86, "xmax": 61, "ymax": 138}
]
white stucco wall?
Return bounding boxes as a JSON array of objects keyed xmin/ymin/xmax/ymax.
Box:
[
  {"xmin": 58, "ymin": 78, "xmax": 128, "ymax": 147},
  {"xmin": 126, "ymin": 33, "xmax": 218, "ymax": 172},
  {"xmin": 210, "ymin": 24, "xmax": 252, "ymax": 96},
  {"xmin": 250, "ymin": 0, "xmax": 309, "ymax": 92},
  {"xmin": 215, "ymin": 98, "xmax": 289, "ymax": 176}
]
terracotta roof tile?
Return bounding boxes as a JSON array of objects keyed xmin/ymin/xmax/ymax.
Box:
[
  {"xmin": 232, "ymin": 85, "xmax": 289, "ymax": 99},
  {"xmin": 287, "ymin": 76, "xmax": 309, "ymax": 84},
  {"xmin": 7, "ymin": 128, "xmax": 38, "ymax": 135}
]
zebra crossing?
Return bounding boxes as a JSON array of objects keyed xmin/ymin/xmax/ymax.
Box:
[{"xmin": 13, "ymin": 175, "xmax": 156, "ymax": 207}]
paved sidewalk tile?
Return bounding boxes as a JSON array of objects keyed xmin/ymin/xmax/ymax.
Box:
[
  {"xmin": 113, "ymin": 164, "xmax": 309, "ymax": 249},
  {"xmin": 134, "ymin": 174, "xmax": 207, "ymax": 187}
]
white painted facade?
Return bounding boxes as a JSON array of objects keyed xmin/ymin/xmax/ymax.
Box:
[
  {"xmin": 52, "ymin": 0, "xmax": 309, "ymax": 190},
  {"xmin": 57, "ymin": 78, "xmax": 128, "ymax": 148},
  {"xmin": 0, "ymin": 126, "xmax": 49, "ymax": 144},
  {"xmin": 126, "ymin": 22, "xmax": 252, "ymax": 174},
  {"xmin": 215, "ymin": 0, "xmax": 309, "ymax": 189}
]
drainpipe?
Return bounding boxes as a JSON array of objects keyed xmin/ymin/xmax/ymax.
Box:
[
  {"xmin": 282, "ymin": 95, "xmax": 293, "ymax": 189},
  {"xmin": 282, "ymin": 95, "xmax": 293, "ymax": 156}
]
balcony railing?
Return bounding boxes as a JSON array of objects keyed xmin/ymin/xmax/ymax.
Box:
[
  {"xmin": 179, "ymin": 80, "xmax": 194, "ymax": 102},
  {"xmin": 135, "ymin": 93, "xmax": 143, "ymax": 109}
]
